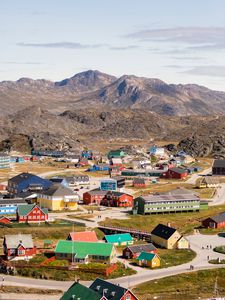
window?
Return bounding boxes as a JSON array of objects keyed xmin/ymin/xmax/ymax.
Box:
[
  {"xmin": 18, "ymin": 249, "xmax": 25, "ymax": 255},
  {"xmin": 125, "ymin": 294, "xmax": 131, "ymax": 300}
]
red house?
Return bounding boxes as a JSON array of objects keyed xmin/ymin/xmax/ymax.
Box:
[
  {"xmin": 83, "ymin": 189, "xmax": 107, "ymax": 205},
  {"xmin": 67, "ymin": 231, "xmax": 98, "ymax": 242},
  {"xmin": 202, "ymin": 213, "xmax": 225, "ymax": 229},
  {"xmin": 101, "ymin": 191, "xmax": 133, "ymax": 207},
  {"xmin": 123, "ymin": 243, "xmax": 158, "ymax": 259},
  {"xmin": 3, "ymin": 233, "xmax": 36, "ymax": 260},
  {"xmin": 163, "ymin": 167, "xmax": 188, "ymax": 180},
  {"xmin": 0, "ymin": 216, "xmax": 11, "ymax": 225},
  {"xmin": 16, "ymin": 204, "xmax": 48, "ymax": 223},
  {"xmin": 133, "ymin": 178, "xmax": 146, "ymax": 188}
]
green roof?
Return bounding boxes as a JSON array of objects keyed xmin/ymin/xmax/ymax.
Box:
[
  {"xmin": 136, "ymin": 251, "xmax": 156, "ymax": 261},
  {"xmin": 17, "ymin": 204, "xmax": 48, "ymax": 216},
  {"xmin": 55, "ymin": 241, "xmax": 114, "ymax": 258},
  {"xmin": 105, "ymin": 233, "xmax": 133, "ymax": 244},
  {"xmin": 108, "ymin": 150, "xmax": 126, "ymax": 157},
  {"xmin": 60, "ymin": 282, "xmax": 102, "ymax": 300}
]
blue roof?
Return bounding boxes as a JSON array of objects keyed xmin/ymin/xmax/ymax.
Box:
[{"xmin": 105, "ymin": 233, "xmax": 133, "ymax": 243}]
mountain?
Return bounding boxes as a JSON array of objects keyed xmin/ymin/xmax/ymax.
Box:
[
  {"xmin": 1, "ymin": 70, "xmax": 225, "ymax": 116},
  {"xmin": 55, "ymin": 69, "xmax": 116, "ymax": 92}
]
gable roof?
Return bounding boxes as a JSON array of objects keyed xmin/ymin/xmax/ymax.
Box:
[
  {"xmin": 125, "ymin": 243, "xmax": 157, "ymax": 253},
  {"xmin": 60, "ymin": 282, "xmax": 102, "ymax": 300},
  {"xmin": 0, "ymin": 198, "xmax": 27, "ymax": 205},
  {"xmin": 68, "ymin": 231, "xmax": 98, "ymax": 242},
  {"xmin": 55, "ymin": 241, "xmax": 114, "ymax": 258},
  {"xmin": 9, "ymin": 173, "xmax": 51, "ymax": 185},
  {"xmin": 40, "ymin": 184, "xmax": 76, "ymax": 197},
  {"xmin": 151, "ymin": 224, "xmax": 177, "ymax": 240},
  {"xmin": 87, "ymin": 189, "xmax": 108, "ymax": 196},
  {"xmin": 17, "ymin": 204, "xmax": 48, "ymax": 216},
  {"xmin": 213, "ymin": 159, "xmax": 225, "ymax": 168},
  {"xmin": 169, "ymin": 167, "xmax": 187, "ymax": 174},
  {"xmin": 105, "ymin": 233, "xmax": 133, "ymax": 244},
  {"xmin": 4, "ymin": 234, "xmax": 34, "ymax": 249},
  {"xmin": 89, "ymin": 278, "xmax": 129, "ymax": 300},
  {"xmin": 136, "ymin": 251, "xmax": 157, "ymax": 261},
  {"xmin": 205, "ymin": 212, "xmax": 225, "ymax": 224}
]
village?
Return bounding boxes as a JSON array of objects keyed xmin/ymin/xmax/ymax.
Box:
[{"xmin": 0, "ymin": 145, "xmax": 225, "ymax": 300}]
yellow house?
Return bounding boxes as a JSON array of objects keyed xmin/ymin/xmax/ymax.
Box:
[
  {"xmin": 177, "ymin": 236, "xmax": 190, "ymax": 249},
  {"xmin": 136, "ymin": 252, "xmax": 161, "ymax": 268},
  {"xmin": 36, "ymin": 184, "xmax": 79, "ymax": 211},
  {"xmin": 198, "ymin": 177, "xmax": 219, "ymax": 189},
  {"xmin": 151, "ymin": 223, "xmax": 185, "ymax": 249}
]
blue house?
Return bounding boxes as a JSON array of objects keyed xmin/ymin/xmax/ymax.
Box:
[
  {"xmin": 100, "ymin": 179, "xmax": 117, "ymax": 191},
  {"xmin": 31, "ymin": 150, "xmax": 64, "ymax": 158},
  {"xmin": 0, "ymin": 198, "xmax": 27, "ymax": 215},
  {"xmin": 81, "ymin": 150, "xmax": 93, "ymax": 159},
  {"xmin": 8, "ymin": 173, "xmax": 52, "ymax": 195},
  {"xmin": 88, "ymin": 164, "xmax": 110, "ymax": 172}
]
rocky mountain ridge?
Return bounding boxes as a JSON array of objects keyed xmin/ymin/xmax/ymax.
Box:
[{"xmin": 1, "ymin": 70, "xmax": 225, "ymax": 116}]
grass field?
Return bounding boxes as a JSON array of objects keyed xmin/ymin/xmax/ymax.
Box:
[
  {"xmin": 100, "ymin": 204, "xmax": 225, "ymax": 235},
  {"xmin": 133, "ymin": 268, "xmax": 225, "ymax": 300}
]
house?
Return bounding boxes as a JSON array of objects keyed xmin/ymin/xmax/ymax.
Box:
[
  {"xmin": 79, "ymin": 157, "xmax": 89, "ymax": 166},
  {"xmin": 89, "ymin": 164, "xmax": 110, "ymax": 172},
  {"xmin": 0, "ymin": 153, "xmax": 10, "ymax": 169},
  {"xmin": 3, "ymin": 233, "xmax": 36, "ymax": 260},
  {"xmin": 0, "ymin": 198, "xmax": 28, "ymax": 215},
  {"xmin": 163, "ymin": 167, "xmax": 188, "ymax": 179},
  {"xmin": 8, "ymin": 173, "xmax": 52, "ymax": 195},
  {"xmin": 133, "ymin": 190, "xmax": 200, "ymax": 215},
  {"xmin": 198, "ymin": 176, "xmax": 220, "ymax": 188},
  {"xmin": 101, "ymin": 191, "xmax": 133, "ymax": 207},
  {"xmin": 133, "ymin": 178, "xmax": 146, "ymax": 188},
  {"xmin": 111, "ymin": 176, "xmax": 125, "ymax": 189},
  {"xmin": 64, "ymin": 154, "xmax": 80, "ymax": 164},
  {"xmin": 108, "ymin": 150, "xmax": 126, "ymax": 159},
  {"xmin": 0, "ymin": 216, "xmax": 11, "ymax": 225},
  {"xmin": 111, "ymin": 157, "xmax": 123, "ymax": 166},
  {"xmin": 100, "ymin": 179, "xmax": 117, "ymax": 191},
  {"xmin": 202, "ymin": 213, "xmax": 225, "ymax": 229},
  {"xmin": 31, "ymin": 150, "xmax": 64, "ymax": 158},
  {"xmin": 151, "ymin": 224, "xmax": 189, "ymax": 249},
  {"xmin": 16, "ymin": 204, "xmax": 48, "ymax": 223},
  {"xmin": 55, "ymin": 241, "xmax": 116, "ymax": 264},
  {"xmin": 104, "ymin": 233, "xmax": 133, "ymax": 246},
  {"xmin": 123, "ymin": 243, "xmax": 157, "ymax": 259},
  {"xmin": 109, "ymin": 166, "xmax": 122, "ymax": 177},
  {"xmin": 136, "ymin": 252, "xmax": 161, "ymax": 268},
  {"xmin": 60, "ymin": 281, "xmax": 106, "ymax": 300},
  {"xmin": 89, "ymin": 278, "xmax": 139, "ymax": 300},
  {"xmin": 121, "ymin": 168, "xmax": 166, "ymax": 178},
  {"xmin": 68, "ymin": 175, "xmax": 90, "ymax": 186},
  {"xmin": 83, "ymin": 189, "xmax": 108, "ymax": 205},
  {"xmin": 37, "ymin": 184, "xmax": 79, "ymax": 211},
  {"xmin": 67, "ymin": 231, "xmax": 98, "ymax": 242},
  {"xmin": 148, "ymin": 146, "xmax": 165, "ymax": 156},
  {"xmin": 212, "ymin": 160, "xmax": 225, "ymax": 175}
]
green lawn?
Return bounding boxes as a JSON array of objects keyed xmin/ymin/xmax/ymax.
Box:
[
  {"xmin": 133, "ymin": 268, "xmax": 225, "ymax": 300},
  {"xmin": 159, "ymin": 249, "xmax": 196, "ymax": 268},
  {"xmin": 100, "ymin": 204, "xmax": 225, "ymax": 235},
  {"xmin": 0, "ymin": 221, "xmax": 85, "ymax": 240}
]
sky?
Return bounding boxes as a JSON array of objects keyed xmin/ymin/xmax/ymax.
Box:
[{"xmin": 1, "ymin": 0, "xmax": 225, "ymax": 90}]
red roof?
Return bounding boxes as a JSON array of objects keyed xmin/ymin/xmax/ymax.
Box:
[{"xmin": 68, "ymin": 231, "xmax": 98, "ymax": 242}]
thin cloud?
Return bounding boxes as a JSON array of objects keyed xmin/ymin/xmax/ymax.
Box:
[
  {"xmin": 125, "ymin": 26, "xmax": 225, "ymax": 49},
  {"xmin": 1, "ymin": 61, "xmax": 43, "ymax": 65},
  {"xmin": 110, "ymin": 45, "xmax": 139, "ymax": 51},
  {"xmin": 17, "ymin": 42, "xmax": 105, "ymax": 49},
  {"xmin": 182, "ymin": 65, "xmax": 225, "ymax": 77}
]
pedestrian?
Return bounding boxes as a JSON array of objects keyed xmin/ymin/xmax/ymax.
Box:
[
  {"xmin": 207, "ymin": 255, "xmax": 209, "ymax": 260},
  {"xmin": 202, "ymin": 246, "xmax": 204, "ymax": 250},
  {"xmin": 210, "ymin": 245, "xmax": 212, "ymax": 249},
  {"xmin": 2, "ymin": 276, "xmax": 4, "ymax": 282}
]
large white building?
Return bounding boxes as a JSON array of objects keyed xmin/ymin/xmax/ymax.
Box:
[{"xmin": 0, "ymin": 153, "xmax": 10, "ymax": 169}]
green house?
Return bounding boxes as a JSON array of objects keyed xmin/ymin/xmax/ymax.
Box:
[
  {"xmin": 104, "ymin": 233, "xmax": 133, "ymax": 246},
  {"xmin": 55, "ymin": 240, "xmax": 116, "ymax": 264},
  {"xmin": 60, "ymin": 282, "xmax": 104, "ymax": 300},
  {"xmin": 107, "ymin": 150, "xmax": 126, "ymax": 159}
]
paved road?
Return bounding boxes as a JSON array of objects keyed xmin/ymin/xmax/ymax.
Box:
[
  {"xmin": 186, "ymin": 167, "xmax": 212, "ymax": 185},
  {"xmin": 2, "ymin": 233, "xmax": 225, "ymax": 291}
]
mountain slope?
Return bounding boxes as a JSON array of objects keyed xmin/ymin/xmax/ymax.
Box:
[{"xmin": 0, "ymin": 70, "xmax": 225, "ymax": 116}]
